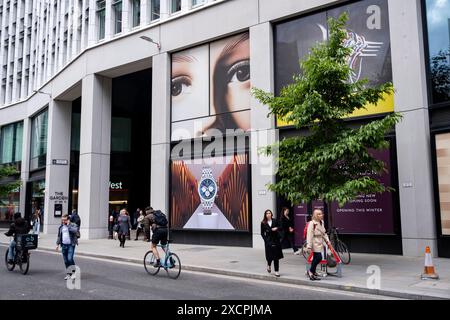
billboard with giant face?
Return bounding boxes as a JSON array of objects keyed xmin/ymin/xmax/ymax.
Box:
[
  {"xmin": 170, "ymin": 153, "xmax": 250, "ymax": 231},
  {"xmin": 171, "ymin": 32, "xmax": 251, "ymax": 141},
  {"xmin": 275, "ymin": 0, "xmax": 394, "ymax": 127}
]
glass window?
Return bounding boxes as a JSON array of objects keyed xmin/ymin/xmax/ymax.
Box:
[
  {"xmin": 111, "ymin": 117, "xmax": 131, "ymax": 152},
  {"xmin": 425, "ymin": 0, "xmax": 450, "ymax": 105},
  {"xmin": 151, "ymin": 0, "xmax": 160, "ymax": 21},
  {"xmin": 96, "ymin": 0, "xmax": 106, "ymax": 40},
  {"xmin": 132, "ymin": 0, "xmax": 140, "ymax": 27},
  {"xmin": 30, "ymin": 109, "xmax": 48, "ymax": 170},
  {"xmin": 192, "ymin": 0, "xmax": 205, "ymax": 7},
  {"xmin": 71, "ymin": 112, "xmax": 80, "ymax": 152},
  {"xmin": 0, "ymin": 185, "xmax": 20, "ymax": 223},
  {"xmin": 0, "ymin": 121, "xmax": 23, "ymax": 164},
  {"xmin": 113, "ymin": 0, "xmax": 122, "ymax": 34},
  {"xmin": 171, "ymin": 0, "xmax": 181, "ymax": 13}
]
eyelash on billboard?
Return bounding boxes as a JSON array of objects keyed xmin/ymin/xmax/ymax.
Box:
[{"xmin": 226, "ymin": 60, "xmax": 250, "ymax": 80}]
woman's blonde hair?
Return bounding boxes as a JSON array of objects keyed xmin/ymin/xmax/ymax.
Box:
[{"xmin": 312, "ymin": 209, "xmax": 323, "ymax": 221}]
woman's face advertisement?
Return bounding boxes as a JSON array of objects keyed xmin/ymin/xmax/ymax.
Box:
[{"xmin": 171, "ymin": 32, "xmax": 251, "ymax": 140}]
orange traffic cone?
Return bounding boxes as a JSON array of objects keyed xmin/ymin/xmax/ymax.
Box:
[{"xmin": 421, "ymin": 246, "xmax": 439, "ymax": 280}]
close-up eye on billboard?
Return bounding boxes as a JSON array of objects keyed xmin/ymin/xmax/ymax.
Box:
[
  {"xmin": 171, "ymin": 32, "xmax": 251, "ymax": 141},
  {"xmin": 275, "ymin": 0, "xmax": 394, "ymax": 127},
  {"xmin": 170, "ymin": 153, "xmax": 250, "ymax": 231}
]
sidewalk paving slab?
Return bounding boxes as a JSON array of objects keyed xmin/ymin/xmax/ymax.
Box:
[{"xmin": 1, "ymin": 230, "xmax": 449, "ymax": 300}]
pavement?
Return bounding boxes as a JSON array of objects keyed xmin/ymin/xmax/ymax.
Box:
[
  {"xmin": 0, "ymin": 246, "xmax": 389, "ymax": 300},
  {"xmin": 1, "ymin": 230, "xmax": 449, "ymax": 300}
]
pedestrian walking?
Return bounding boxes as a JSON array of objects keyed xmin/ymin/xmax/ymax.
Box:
[
  {"xmin": 261, "ymin": 209, "xmax": 283, "ymax": 277},
  {"xmin": 133, "ymin": 208, "xmax": 141, "ymax": 229},
  {"xmin": 108, "ymin": 213, "xmax": 114, "ymax": 239},
  {"xmin": 125, "ymin": 210, "xmax": 131, "ymax": 240},
  {"xmin": 134, "ymin": 210, "xmax": 145, "ymax": 240},
  {"xmin": 31, "ymin": 208, "xmax": 41, "ymax": 238},
  {"xmin": 305, "ymin": 209, "xmax": 331, "ymax": 281},
  {"xmin": 118, "ymin": 209, "xmax": 131, "ymax": 247},
  {"xmin": 280, "ymin": 207, "xmax": 300, "ymax": 255},
  {"xmin": 56, "ymin": 214, "xmax": 79, "ymax": 280}
]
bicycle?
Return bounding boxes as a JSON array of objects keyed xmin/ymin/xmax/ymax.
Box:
[
  {"xmin": 327, "ymin": 227, "xmax": 351, "ymax": 265},
  {"xmin": 5, "ymin": 234, "xmax": 38, "ymax": 275},
  {"xmin": 143, "ymin": 240, "xmax": 181, "ymax": 279}
]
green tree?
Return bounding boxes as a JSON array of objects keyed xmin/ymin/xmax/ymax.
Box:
[
  {"xmin": 0, "ymin": 165, "xmax": 21, "ymax": 198},
  {"xmin": 252, "ymin": 13, "xmax": 402, "ymax": 207}
]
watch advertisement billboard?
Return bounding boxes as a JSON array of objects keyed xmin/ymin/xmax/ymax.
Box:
[
  {"xmin": 170, "ymin": 153, "xmax": 250, "ymax": 231},
  {"xmin": 274, "ymin": 0, "xmax": 393, "ymax": 127},
  {"xmin": 171, "ymin": 32, "xmax": 251, "ymax": 141}
]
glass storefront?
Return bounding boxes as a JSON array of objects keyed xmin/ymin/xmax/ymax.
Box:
[
  {"xmin": 0, "ymin": 186, "xmax": 20, "ymax": 223},
  {"xmin": 0, "ymin": 121, "xmax": 23, "ymax": 165},
  {"xmin": 425, "ymin": 0, "xmax": 450, "ymax": 105},
  {"xmin": 30, "ymin": 109, "xmax": 49, "ymax": 171}
]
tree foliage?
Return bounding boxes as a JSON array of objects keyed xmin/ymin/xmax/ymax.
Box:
[
  {"xmin": 252, "ymin": 13, "xmax": 402, "ymax": 207},
  {"xmin": 0, "ymin": 165, "xmax": 20, "ymax": 198}
]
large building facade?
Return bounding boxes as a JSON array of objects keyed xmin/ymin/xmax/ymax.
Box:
[{"xmin": 0, "ymin": 0, "xmax": 449, "ymax": 257}]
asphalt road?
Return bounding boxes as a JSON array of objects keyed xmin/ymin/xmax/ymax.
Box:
[{"xmin": 0, "ymin": 245, "xmax": 392, "ymax": 300}]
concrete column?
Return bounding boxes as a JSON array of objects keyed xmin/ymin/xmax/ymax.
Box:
[
  {"xmin": 43, "ymin": 99, "xmax": 72, "ymax": 234},
  {"xmin": 150, "ymin": 53, "xmax": 170, "ymax": 214},
  {"xmin": 160, "ymin": 0, "xmax": 170, "ymax": 20},
  {"xmin": 389, "ymin": 0, "xmax": 437, "ymax": 256},
  {"xmin": 140, "ymin": 0, "xmax": 150, "ymax": 25},
  {"xmin": 122, "ymin": 0, "xmax": 131, "ymax": 32},
  {"xmin": 88, "ymin": 0, "xmax": 97, "ymax": 46},
  {"xmin": 19, "ymin": 118, "xmax": 31, "ymax": 214},
  {"xmin": 105, "ymin": 0, "xmax": 113, "ymax": 39},
  {"xmin": 78, "ymin": 74, "xmax": 112, "ymax": 239},
  {"xmin": 249, "ymin": 22, "xmax": 277, "ymax": 249}
]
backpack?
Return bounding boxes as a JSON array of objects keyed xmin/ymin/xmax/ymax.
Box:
[
  {"xmin": 153, "ymin": 210, "xmax": 168, "ymax": 227},
  {"xmin": 303, "ymin": 221, "xmax": 317, "ymax": 240}
]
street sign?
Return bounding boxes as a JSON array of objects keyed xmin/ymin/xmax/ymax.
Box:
[{"xmin": 52, "ymin": 159, "xmax": 68, "ymax": 165}]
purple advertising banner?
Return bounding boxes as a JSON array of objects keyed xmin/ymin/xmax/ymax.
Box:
[
  {"xmin": 330, "ymin": 149, "xmax": 395, "ymax": 234},
  {"xmin": 293, "ymin": 203, "xmax": 308, "ymax": 246}
]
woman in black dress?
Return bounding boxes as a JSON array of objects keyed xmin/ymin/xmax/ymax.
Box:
[{"xmin": 261, "ymin": 209, "xmax": 284, "ymax": 277}]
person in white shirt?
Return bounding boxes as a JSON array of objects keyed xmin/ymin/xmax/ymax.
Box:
[{"xmin": 56, "ymin": 214, "xmax": 79, "ymax": 280}]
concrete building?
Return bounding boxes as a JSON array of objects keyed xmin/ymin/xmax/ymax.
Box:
[{"xmin": 0, "ymin": 0, "xmax": 449, "ymax": 257}]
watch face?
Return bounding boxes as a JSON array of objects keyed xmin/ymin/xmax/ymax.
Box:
[{"xmin": 199, "ymin": 178, "xmax": 217, "ymax": 201}]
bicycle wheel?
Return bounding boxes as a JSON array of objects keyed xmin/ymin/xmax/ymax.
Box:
[
  {"xmin": 143, "ymin": 251, "xmax": 160, "ymax": 275},
  {"xmin": 335, "ymin": 240, "xmax": 351, "ymax": 265},
  {"xmin": 165, "ymin": 253, "xmax": 181, "ymax": 279},
  {"xmin": 19, "ymin": 252, "xmax": 30, "ymax": 275},
  {"xmin": 5, "ymin": 250, "xmax": 15, "ymax": 271}
]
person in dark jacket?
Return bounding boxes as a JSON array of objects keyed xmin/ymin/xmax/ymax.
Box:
[
  {"xmin": 261, "ymin": 209, "xmax": 284, "ymax": 277},
  {"xmin": 5, "ymin": 212, "xmax": 31, "ymax": 264},
  {"xmin": 280, "ymin": 207, "xmax": 300, "ymax": 255},
  {"xmin": 117, "ymin": 209, "xmax": 131, "ymax": 247},
  {"xmin": 56, "ymin": 214, "xmax": 79, "ymax": 280}
]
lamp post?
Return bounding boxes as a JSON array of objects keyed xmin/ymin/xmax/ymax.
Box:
[{"xmin": 139, "ymin": 35, "xmax": 161, "ymax": 50}]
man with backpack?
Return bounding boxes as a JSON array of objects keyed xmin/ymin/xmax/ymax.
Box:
[{"xmin": 148, "ymin": 208, "xmax": 168, "ymax": 268}]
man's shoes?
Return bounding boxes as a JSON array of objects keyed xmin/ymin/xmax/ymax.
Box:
[
  {"xmin": 154, "ymin": 261, "xmax": 161, "ymax": 268},
  {"xmin": 294, "ymin": 250, "xmax": 300, "ymax": 255}
]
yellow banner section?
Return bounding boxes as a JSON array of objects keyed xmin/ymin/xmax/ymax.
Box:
[{"xmin": 276, "ymin": 92, "xmax": 394, "ymax": 128}]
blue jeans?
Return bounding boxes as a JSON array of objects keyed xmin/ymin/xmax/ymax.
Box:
[
  {"xmin": 8, "ymin": 240, "xmax": 16, "ymax": 261},
  {"xmin": 61, "ymin": 244, "xmax": 76, "ymax": 269}
]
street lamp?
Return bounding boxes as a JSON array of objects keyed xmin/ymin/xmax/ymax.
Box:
[
  {"xmin": 140, "ymin": 35, "xmax": 161, "ymax": 50},
  {"xmin": 33, "ymin": 89, "xmax": 52, "ymax": 98}
]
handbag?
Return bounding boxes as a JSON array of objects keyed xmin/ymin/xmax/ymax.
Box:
[
  {"xmin": 113, "ymin": 224, "xmax": 119, "ymax": 232},
  {"xmin": 327, "ymin": 253, "xmax": 337, "ymax": 268}
]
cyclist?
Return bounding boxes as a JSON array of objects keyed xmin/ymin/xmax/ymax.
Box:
[
  {"xmin": 4, "ymin": 212, "xmax": 31, "ymax": 264},
  {"xmin": 147, "ymin": 208, "xmax": 168, "ymax": 268}
]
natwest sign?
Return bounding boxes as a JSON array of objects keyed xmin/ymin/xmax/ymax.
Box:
[{"xmin": 109, "ymin": 181, "xmax": 123, "ymax": 190}]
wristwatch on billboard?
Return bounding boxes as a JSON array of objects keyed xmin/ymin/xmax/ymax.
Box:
[{"xmin": 198, "ymin": 167, "xmax": 218, "ymax": 214}]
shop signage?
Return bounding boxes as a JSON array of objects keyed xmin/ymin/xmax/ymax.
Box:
[
  {"xmin": 52, "ymin": 159, "xmax": 68, "ymax": 165},
  {"xmin": 50, "ymin": 191, "xmax": 68, "ymax": 202},
  {"xmin": 110, "ymin": 181, "xmax": 123, "ymax": 190}
]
